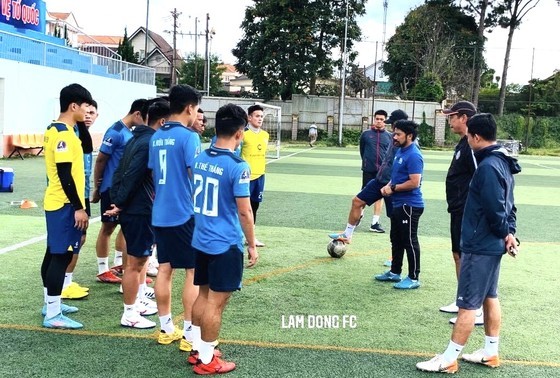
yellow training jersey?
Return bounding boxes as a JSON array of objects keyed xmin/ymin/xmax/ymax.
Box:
[
  {"xmin": 43, "ymin": 122, "xmax": 85, "ymax": 211},
  {"xmin": 241, "ymin": 128, "xmax": 269, "ymax": 180}
]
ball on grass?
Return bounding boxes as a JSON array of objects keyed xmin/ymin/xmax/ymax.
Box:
[{"xmin": 327, "ymin": 239, "xmax": 347, "ymax": 258}]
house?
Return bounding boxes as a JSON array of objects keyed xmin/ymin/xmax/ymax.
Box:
[
  {"xmin": 77, "ymin": 35, "xmax": 122, "ymax": 58},
  {"xmin": 129, "ymin": 26, "xmax": 178, "ymax": 89},
  {"xmin": 217, "ymin": 64, "xmax": 257, "ymax": 94},
  {"xmin": 364, "ymin": 60, "xmax": 393, "ymax": 96},
  {"xmin": 45, "ymin": 11, "xmax": 81, "ymax": 46}
]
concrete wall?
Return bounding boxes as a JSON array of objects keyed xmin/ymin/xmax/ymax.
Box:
[{"xmin": 0, "ymin": 58, "xmax": 156, "ymax": 157}]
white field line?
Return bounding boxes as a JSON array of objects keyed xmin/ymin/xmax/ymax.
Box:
[{"xmin": 0, "ymin": 216, "xmax": 101, "ymax": 255}]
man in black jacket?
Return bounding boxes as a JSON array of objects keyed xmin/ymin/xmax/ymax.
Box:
[
  {"xmin": 417, "ymin": 113, "xmax": 520, "ymax": 374},
  {"xmin": 106, "ymin": 99, "xmax": 171, "ymax": 329}
]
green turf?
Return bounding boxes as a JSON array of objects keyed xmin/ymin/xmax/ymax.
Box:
[{"xmin": 1, "ymin": 148, "xmax": 559, "ymax": 377}]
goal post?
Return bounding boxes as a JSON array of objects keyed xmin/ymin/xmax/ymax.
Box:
[{"xmin": 254, "ymin": 102, "xmax": 281, "ymax": 159}]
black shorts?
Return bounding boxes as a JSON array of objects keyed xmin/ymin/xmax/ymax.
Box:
[
  {"xmin": 356, "ymin": 178, "xmax": 393, "ymax": 217},
  {"xmin": 249, "ymin": 176, "xmax": 265, "ymax": 203},
  {"xmin": 362, "ymin": 171, "xmax": 377, "ymax": 189},
  {"xmin": 100, "ymin": 190, "xmax": 119, "ymax": 223},
  {"xmin": 154, "ymin": 217, "xmax": 196, "ymax": 269},
  {"xmin": 194, "ymin": 245, "xmax": 244, "ymax": 292},
  {"xmin": 120, "ymin": 213, "xmax": 154, "ymax": 258},
  {"xmin": 450, "ymin": 211, "xmax": 463, "ymax": 254},
  {"xmin": 456, "ymin": 253, "xmax": 502, "ymax": 310}
]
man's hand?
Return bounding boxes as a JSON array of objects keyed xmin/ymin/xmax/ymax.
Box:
[
  {"xmin": 91, "ymin": 188, "xmax": 101, "ymax": 203},
  {"xmin": 381, "ymin": 184, "xmax": 392, "ymax": 197},
  {"xmin": 104, "ymin": 204, "xmax": 121, "ymax": 217},
  {"xmin": 505, "ymin": 233, "xmax": 519, "ymax": 258},
  {"xmin": 74, "ymin": 209, "xmax": 89, "ymax": 231},
  {"xmin": 247, "ymin": 246, "xmax": 259, "ymax": 268}
]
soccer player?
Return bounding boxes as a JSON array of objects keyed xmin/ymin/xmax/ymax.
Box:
[
  {"xmin": 359, "ymin": 110, "xmax": 392, "ymax": 233},
  {"xmin": 41, "ymin": 83, "xmax": 92, "ymax": 329},
  {"xmin": 375, "ymin": 120, "xmax": 424, "ymax": 289},
  {"xmin": 416, "ymin": 113, "xmax": 520, "ymax": 373},
  {"xmin": 148, "ymin": 84, "xmax": 202, "ymax": 348},
  {"xmin": 190, "ymin": 103, "xmax": 259, "ymax": 374},
  {"xmin": 439, "ymin": 101, "xmax": 484, "ymax": 326},
  {"xmin": 106, "ymin": 99, "xmax": 171, "ymax": 329},
  {"xmin": 191, "ymin": 108, "xmax": 205, "ymax": 136},
  {"xmin": 328, "ymin": 110, "xmax": 408, "ymax": 243},
  {"xmin": 92, "ymin": 99, "xmax": 147, "ymax": 283},
  {"xmin": 308, "ymin": 123, "xmax": 318, "ymax": 147},
  {"xmin": 240, "ymin": 104, "xmax": 269, "ymax": 247}
]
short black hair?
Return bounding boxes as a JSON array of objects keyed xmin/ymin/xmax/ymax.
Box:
[
  {"xmin": 393, "ymin": 120, "xmax": 419, "ymax": 141},
  {"xmin": 374, "ymin": 109, "xmax": 388, "ymax": 118},
  {"xmin": 215, "ymin": 104, "xmax": 248, "ymax": 137},
  {"xmin": 467, "ymin": 113, "xmax": 497, "ymax": 142},
  {"xmin": 197, "ymin": 108, "xmax": 204, "ymax": 114},
  {"xmin": 202, "ymin": 115, "xmax": 208, "ymax": 124},
  {"xmin": 147, "ymin": 100, "xmax": 171, "ymax": 127},
  {"xmin": 247, "ymin": 104, "xmax": 264, "ymax": 115},
  {"xmin": 59, "ymin": 83, "xmax": 93, "ymax": 113},
  {"xmin": 128, "ymin": 99, "xmax": 148, "ymax": 116},
  {"xmin": 90, "ymin": 99, "xmax": 98, "ymax": 109},
  {"xmin": 168, "ymin": 84, "xmax": 202, "ymax": 114}
]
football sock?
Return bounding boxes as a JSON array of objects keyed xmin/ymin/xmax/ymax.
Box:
[
  {"xmin": 138, "ymin": 283, "xmax": 147, "ymax": 299},
  {"xmin": 192, "ymin": 325, "xmax": 201, "ymax": 351},
  {"xmin": 443, "ymin": 340, "xmax": 464, "ymax": 363},
  {"xmin": 199, "ymin": 340, "xmax": 216, "ymax": 364},
  {"xmin": 344, "ymin": 223, "xmax": 355, "ymax": 238},
  {"xmin": 114, "ymin": 251, "xmax": 123, "ymax": 267},
  {"xmin": 183, "ymin": 320, "xmax": 193, "ymax": 341},
  {"xmin": 372, "ymin": 215, "xmax": 380, "ymax": 225},
  {"xmin": 159, "ymin": 314, "xmax": 175, "ymax": 334},
  {"xmin": 97, "ymin": 257, "xmax": 109, "ymax": 275},
  {"xmin": 484, "ymin": 335, "xmax": 499, "ymax": 356},
  {"xmin": 123, "ymin": 304, "xmax": 136, "ymax": 316},
  {"xmin": 43, "ymin": 287, "xmax": 48, "ymax": 304},
  {"xmin": 45, "ymin": 295, "xmax": 61, "ymax": 319},
  {"xmin": 63, "ymin": 272, "xmax": 73, "ymax": 289}
]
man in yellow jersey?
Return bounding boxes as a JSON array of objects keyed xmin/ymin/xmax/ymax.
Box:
[
  {"xmin": 41, "ymin": 83, "xmax": 92, "ymax": 329},
  {"xmin": 240, "ymin": 104, "xmax": 269, "ymax": 247}
]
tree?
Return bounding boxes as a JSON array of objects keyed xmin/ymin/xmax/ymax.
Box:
[
  {"xmin": 383, "ymin": 0, "xmax": 480, "ymax": 100},
  {"xmin": 178, "ymin": 53, "xmax": 225, "ymax": 96},
  {"xmin": 233, "ymin": 0, "xmax": 366, "ymax": 101},
  {"xmin": 117, "ymin": 28, "xmax": 139, "ymax": 64},
  {"xmin": 412, "ymin": 72, "xmax": 445, "ymax": 102},
  {"xmin": 493, "ymin": 0, "xmax": 540, "ymax": 116},
  {"xmin": 346, "ymin": 64, "xmax": 372, "ymax": 97}
]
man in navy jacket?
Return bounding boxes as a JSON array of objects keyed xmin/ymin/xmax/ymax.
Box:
[{"xmin": 417, "ymin": 113, "xmax": 521, "ymax": 374}]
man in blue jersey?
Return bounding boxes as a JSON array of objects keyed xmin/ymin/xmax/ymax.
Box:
[
  {"xmin": 148, "ymin": 85, "xmax": 202, "ymax": 348},
  {"xmin": 375, "ymin": 120, "xmax": 425, "ymax": 290},
  {"xmin": 92, "ymin": 99, "xmax": 147, "ymax": 283},
  {"xmin": 106, "ymin": 99, "xmax": 171, "ymax": 329},
  {"xmin": 62, "ymin": 100, "xmax": 98, "ymax": 300},
  {"xmin": 189, "ymin": 103, "xmax": 258, "ymax": 375}
]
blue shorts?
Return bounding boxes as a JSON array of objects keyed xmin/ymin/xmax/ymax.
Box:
[
  {"xmin": 356, "ymin": 178, "xmax": 393, "ymax": 217},
  {"xmin": 120, "ymin": 214, "xmax": 154, "ymax": 258},
  {"xmin": 194, "ymin": 245, "xmax": 244, "ymax": 292},
  {"xmin": 45, "ymin": 204, "xmax": 82, "ymax": 254},
  {"xmin": 100, "ymin": 190, "xmax": 118, "ymax": 223},
  {"xmin": 154, "ymin": 217, "xmax": 196, "ymax": 269},
  {"xmin": 456, "ymin": 253, "xmax": 503, "ymax": 310},
  {"xmin": 249, "ymin": 175, "xmax": 265, "ymax": 203}
]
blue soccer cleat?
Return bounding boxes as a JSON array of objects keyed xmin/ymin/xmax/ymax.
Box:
[
  {"xmin": 41, "ymin": 303, "xmax": 79, "ymax": 317},
  {"xmin": 328, "ymin": 232, "xmax": 351, "ymax": 244},
  {"xmin": 374, "ymin": 270, "xmax": 402, "ymax": 282},
  {"xmin": 42, "ymin": 313, "xmax": 83, "ymax": 329},
  {"xmin": 394, "ymin": 276, "xmax": 420, "ymax": 289}
]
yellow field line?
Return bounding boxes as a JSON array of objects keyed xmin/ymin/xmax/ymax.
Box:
[{"xmin": 1, "ymin": 323, "xmax": 559, "ymax": 368}]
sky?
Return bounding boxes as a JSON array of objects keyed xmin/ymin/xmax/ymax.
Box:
[{"xmin": 52, "ymin": 0, "xmax": 560, "ymax": 85}]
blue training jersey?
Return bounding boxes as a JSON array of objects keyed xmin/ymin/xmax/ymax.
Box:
[
  {"xmin": 99, "ymin": 120, "xmax": 133, "ymax": 192},
  {"xmin": 148, "ymin": 122, "xmax": 201, "ymax": 227},
  {"xmin": 192, "ymin": 146, "xmax": 251, "ymax": 255},
  {"xmin": 210, "ymin": 135, "xmax": 241, "ymax": 157},
  {"xmin": 391, "ymin": 143, "xmax": 424, "ymax": 208}
]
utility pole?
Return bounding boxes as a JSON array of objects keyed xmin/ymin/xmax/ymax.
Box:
[
  {"xmin": 144, "ymin": 0, "xmax": 149, "ymax": 66},
  {"xmin": 194, "ymin": 17, "xmax": 199, "ymax": 87},
  {"xmin": 338, "ymin": 0, "xmax": 349, "ymax": 146},
  {"xmin": 204, "ymin": 13, "xmax": 210, "ymax": 95},
  {"xmin": 170, "ymin": 8, "xmax": 181, "ymax": 87}
]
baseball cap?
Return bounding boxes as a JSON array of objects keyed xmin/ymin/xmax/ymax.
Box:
[
  {"xmin": 385, "ymin": 109, "xmax": 408, "ymax": 124},
  {"xmin": 442, "ymin": 100, "xmax": 477, "ymax": 117}
]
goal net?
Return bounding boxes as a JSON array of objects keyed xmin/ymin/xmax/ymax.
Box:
[{"xmin": 255, "ymin": 102, "xmax": 281, "ymax": 159}]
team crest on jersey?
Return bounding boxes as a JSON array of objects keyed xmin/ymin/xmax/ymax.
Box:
[
  {"xmin": 239, "ymin": 169, "xmax": 250, "ymax": 184},
  {"xmin": 56, "ymin": 140, "xmax": 67, "ymax": 152},
  {"xmin": 398, "ymin": 157, "xmax": 403, "ymax": 164},
  {"xmin": 102, "ymin": 137, "xmax": 113, "ymax": 147}
]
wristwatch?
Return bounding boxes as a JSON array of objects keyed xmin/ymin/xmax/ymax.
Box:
[{"xmin": 390, "ymin": 184, "xmax": 397, "ymax": 192}]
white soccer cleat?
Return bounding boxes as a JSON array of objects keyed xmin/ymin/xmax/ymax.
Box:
[
  {"xmin": 135, "ymin": 298, "xmax": 157, "ymax": 316},
  {"xmin": 121, "ymin": 312, "xmax": 156, "ymax": 329},
  {"xmin": 144, "ymin": 286, "xmax": 155, "ymax": 300},
  {"xmin": 462, "ymin": 349, "xmax": 500, "ymax": 368},
  {"xmin": 147, "ymin": 255, "xmax": 159, "ymax": 277},
  {"xmin": 439, "ymin": 301, "xmax": 459, "ymax": 313},
  {"xmin": 416, "ymin": 354, "xmax": 459, "ymax": 374},
  {"xmin": 449, "ymin": 308, "xmax": 484, "ymax": 326}
]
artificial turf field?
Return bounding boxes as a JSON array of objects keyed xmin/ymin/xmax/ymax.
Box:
[{"xmin": 0, "ymin": 147, "xmax": 559, "ymax": 377}]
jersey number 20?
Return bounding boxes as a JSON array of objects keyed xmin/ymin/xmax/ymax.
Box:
[{"xmin": 193, "ymin": 174, "xmax": 219, "ymax": 217}]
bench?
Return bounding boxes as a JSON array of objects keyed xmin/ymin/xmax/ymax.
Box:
[{"xmin": 8, "ymin": 134, "xmax": 44, "ymax": 160}]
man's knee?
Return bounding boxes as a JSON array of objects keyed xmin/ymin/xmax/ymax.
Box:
[{"xmin": 351, "ymin": 196, "xmax": 366, "ymax": 210}]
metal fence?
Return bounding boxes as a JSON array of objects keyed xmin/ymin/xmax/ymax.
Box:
[{"xmin": 0, "ymin": 30, "xmax": 155, "ymax": 85}]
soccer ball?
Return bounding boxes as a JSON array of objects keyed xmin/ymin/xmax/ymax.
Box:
[{"xmin": 327, "ymin": 239, "xmax": 347, "ymax": 258}]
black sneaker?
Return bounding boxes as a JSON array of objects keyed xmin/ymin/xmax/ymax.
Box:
[{"xmin": 369, "ymin": 223, "xmax": 385, "ymax": 233}]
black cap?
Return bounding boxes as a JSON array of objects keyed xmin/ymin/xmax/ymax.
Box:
[
  {"xmin": 385, "ymin": 109, "xmax": 408, "ymax": 124},
  {"xmin": 442, "ymin": 101, "xmax": 477, "ymax": 117}
]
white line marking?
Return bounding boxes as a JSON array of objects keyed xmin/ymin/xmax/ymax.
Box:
[
  {"xmin": 0, "ymin": 216, "xmax": 101, "ymax": 255},
  {"xmin": 267, "ymin": 147, "xmax": 314, "ymax": 164}
]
